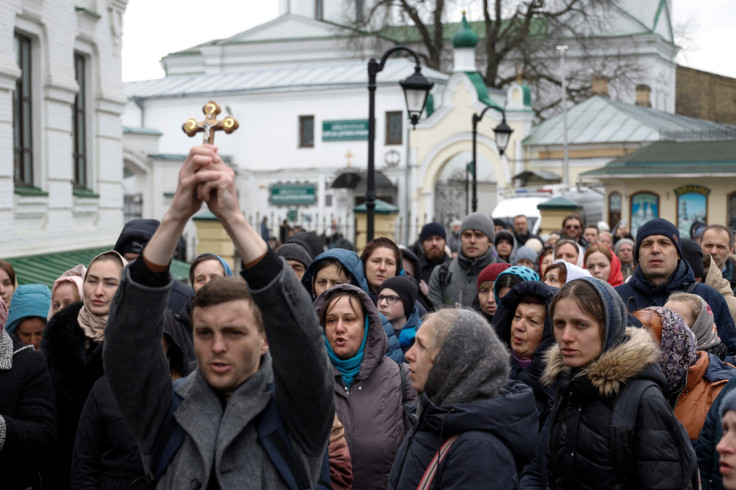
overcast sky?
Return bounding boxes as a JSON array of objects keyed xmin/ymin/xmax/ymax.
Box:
[{"xmin": 121, "ymin": 0, "xmax": 736, "ymax": 82}]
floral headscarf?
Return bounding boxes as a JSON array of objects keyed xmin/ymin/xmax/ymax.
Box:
[
  {"xmin": 645, "ymin": 306, "xmax": 697, "ymax": 394},
  {"xmin": 690, "ymin": 297, "xmax": 722, "ymax": 351}
]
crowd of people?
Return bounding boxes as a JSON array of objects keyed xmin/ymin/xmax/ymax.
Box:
[{"xmin": 5, "ymin": 144, "xmax": 736, "ymax": 489}]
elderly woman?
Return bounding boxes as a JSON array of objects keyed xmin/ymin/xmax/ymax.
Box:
[
  {"xmin": 634, "ymin": 306, "xmax": 736, "ymax": 442},
  {"xmin": 42, "ymin": 251, "xmax": 127, "ymax": 488},
  {"xmin": 665, "ymin": 292, "xmax": 728, "ymax": 360},
  {"xmin": 543, "ymin": 278, "xmax": 697, "ymax": 488},
  {"xmin": 388, "ymin": 308, "xmax": 538, "ymax": 488},
  {"xmin": 553, "ymin": 239, "xmax": 584, "ymax": 268},
  {"xmin": 315, "ymin": 284, "xmax": 413, "ymax": 490}
]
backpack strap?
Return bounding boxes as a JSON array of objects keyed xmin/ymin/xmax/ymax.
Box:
[
  {"xmin": 686, "ymin": 282, "xmax": 698, "ymax": 294},
  {"xmin": 416, "ymin": 435, "xmax": 460, "ymax": 490},
  {"xmin": 150, "ymin": 378, "xmax": 186, "ymax": 482},
  {"xmin": 398, "ymin": 363, "xmax": 408, "ymax": 404},
  {"xmin": 609, "ymin": 379, "xmax": 658, "ymax": 487}
]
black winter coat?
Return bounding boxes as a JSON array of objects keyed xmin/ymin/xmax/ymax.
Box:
[
  {"xmin": 0, "ymin": 330, "xmax": 56, "ymax": 490},
  {"xmin": 388, "ymin": 381, "xmax": 538, "ymax": 489},
  {"xmin": 543, "ymin": 327, "xmax": 696, "ymax": 489},
  {"xmin": 41, "ymin": 301, "xmax": 105, "ymax": 490}
]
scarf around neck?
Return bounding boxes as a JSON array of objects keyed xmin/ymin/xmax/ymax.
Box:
[
  {"xmin": 325, "ymin": 317, "xmax": 369, "ymax": 389},
  {"xmin": 78, "ymin": 250, "xmax": 128, "ymax": 343}
]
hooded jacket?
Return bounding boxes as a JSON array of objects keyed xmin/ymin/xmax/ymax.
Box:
[
  {"xmin": 544, "ymin": 277, "xmax": 695, "ymax": 489},
  {"xmin": 495, "ymin": 230, "xmax": 519, "ymax": 264},
  {"xmin": 696, "ymin": 375, "xmax": 736, "ymax": 490},
  {"xmin": 428, "ymin": 248, "xmax": 496, "ymax": 309},
  {"xmin": 314, "ymin": 284, "xmax": 415, "ymax": 490},
  {"xmin": 0, "ymin": 329, "xmax": 56, "ymax": 490},
  {"xmin": 616, "ymin": 259, "xmax": 736, "ymax": 356}
]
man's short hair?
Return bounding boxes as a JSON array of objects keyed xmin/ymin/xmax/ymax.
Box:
[
  {"xmin": 703, "ymin": 224, "xmax": 734, "ymax": 246},
  {"xmin": 513, "ymin": 215, "xmax": 527, "ymax": 222},
  {"xmin": 562, "ymin": 215, "xmax": 582, "ymax": 228},
  {"xmin": 192, "ymin": 276, "xmax": 264, "ymax": 332}
]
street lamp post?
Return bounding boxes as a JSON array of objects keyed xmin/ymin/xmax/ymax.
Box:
[
  {"xmin": 471, "ymin": 106, "xmax": 513, "ymax": 212},
  {"xmin": 367, "ymin": 47, "xmax": 433, "ymax": 242}
]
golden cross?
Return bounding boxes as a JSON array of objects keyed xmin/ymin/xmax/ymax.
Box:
[
  {"xmin": 345, "ymin": 150, "xmax": 354, "ymax": 167},
  {"xmin": 182, "ymin": 101, "xmax": 239, "ymax": 144}
]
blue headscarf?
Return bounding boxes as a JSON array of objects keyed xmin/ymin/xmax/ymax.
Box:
[
  {"xmin": 493, "ymin": 266, "xmax": 540, "ymax": 304},
  {"xmin": 324, "ymin": 317, "xmax": 369, "ymax": 388},
  {"xmin": 189, "ymin": 253, "xmax": 233, "ymax": 292},
  {"xmin": 5, "ymin": 284, "xmax": 51, "ymax": 333}
]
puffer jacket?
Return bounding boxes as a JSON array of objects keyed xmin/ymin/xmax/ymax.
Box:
[
  {"xmin": 696, "ymin": 375, "xmax": 736, "ymax": 490},
  {"xmin": 0, "ymin": 329, "xmax": 56, "ymax": 490},
  {"xmin": 428, "ymin": 248, "xmax": 496, "ymax": 308},
  {"xmin": 387, "ymin": 381, "xmax": 538, "ymax": 489},
  {"xmin": 705, "ymin": 255, "xmax": 736, "ymax": 331},
  {"xmin": 673, "ymin": 351, "xmax": 736, "ymax": 441},
  {"xmin": 543, "ymin": 327, "xmax": 696, "ymax": 489},
  {"xmin": 616, "ymin": 259, "xmax": 736, "ymax": 355},
  {"xmin": 314, "ymin": 284, "xmax": 415, "ymax": 490}
]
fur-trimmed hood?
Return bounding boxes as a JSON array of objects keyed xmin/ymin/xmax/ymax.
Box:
[{"xmin": 542, "ymin": 327, "xmax": 662, "ymax": 398}]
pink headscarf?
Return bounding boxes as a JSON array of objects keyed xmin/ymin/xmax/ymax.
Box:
[{"xmin": 48, "ymin": 264, "xmax": 87, "ymax": 320}]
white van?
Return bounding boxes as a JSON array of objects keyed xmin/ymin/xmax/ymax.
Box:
[{"xmin": 491, "ymin": 196, "xmax": 549, "ymax": 235}]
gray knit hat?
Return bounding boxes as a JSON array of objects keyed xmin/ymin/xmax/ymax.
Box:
[
  {"xmin": 513, "ymin": 246, "xmax": 538, "ymax": 266},
  {"xmin": 721, "ymin": 388, "xmax": 736, "ymax": 418},
  {"xmin": 275, "ymin": 243, "xmax": 313, "ymax": 268},
  {"xmin": 461, "ymin": 212, "xmax": 495, "ymax": 241},
  {"xmin": 424, "ymin": 309, "xmax": 510, "ymax": 406}
]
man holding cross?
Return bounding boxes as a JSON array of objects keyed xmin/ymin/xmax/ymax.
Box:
[{"xmin": 103, "ymin": 144, "xmax": 333, "ymax": 488}]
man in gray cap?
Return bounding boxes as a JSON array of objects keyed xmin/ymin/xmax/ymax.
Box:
[{"xmin": 428, "ymin": 212, "xmax": 497, "ymax": 308}]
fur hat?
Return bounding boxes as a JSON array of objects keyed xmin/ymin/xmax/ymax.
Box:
[
  {"xmin": 634, "ymin": 218, "xmax": 682, "ymax": 261},
  {"xmin": 276, "ymin": 243, "xmax": 313, "ymax": 268},
  {"xmin": 419, "ymin": 222, "xmax": 446, "ymax": 242},
  {"xmin": 378, "ymin": 276, "xmax": 418, "ymax": 318},
  {"xmin": 462, "ymin": 212, "xmax": 495, "ymax": 242}
]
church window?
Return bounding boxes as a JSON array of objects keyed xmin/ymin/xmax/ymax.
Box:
[
  {"xmin": 727, "ymin": 192, "xmax": 736, "ymax": 229},
  {"xmin": 385, "ymin": 111, "xmax": 402, "ymax": 145},
  {"xmin": 608, "ymin": 192, "xmax": 621, "ymax": 230},
  {"xmin": 13, "ymin": 33, "xmax": 34, "ymax": 187},
  {"xmin": 73, "ymin": 53, "xmax": 88, "ymax": 189},
  {"xmin": 299, "ymin": 115, "xmax": 314, "ymax": 148}
]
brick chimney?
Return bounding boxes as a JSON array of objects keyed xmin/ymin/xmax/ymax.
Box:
[
  {"xmin": 591, "ymin": 74, "xmax": 609, "ymax": 97},
  {"xmin": 635, "ymin": 84, "xmax": 652, "ymax": 107}
]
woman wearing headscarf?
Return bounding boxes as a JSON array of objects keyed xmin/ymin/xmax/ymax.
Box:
[
  {"xmin": 543, "ymin": 278, "xmax": 697, "ymax": 488},
  {"xmin": 634, "ymin": 306, "xmax": 736, "ymax": 442},
  {"xmin": 5, "ymin": 284, "xmax": 51, "ymax": 351},
  {"xmin": 474, "ymin": 263, "xmax": 511, "ymax": 324},
  {"xmin": 493, "ymin": 265, "xmax": 540, "ymax": 304},
  {"xmin": 666, "ymin": 292, "xmax": 728, "ymax": 360},
  {"xmin": 41, "ymin": 251, "xmax": 127, "ymax": 489},
  {"xmin": 175, "ymin": 253, "xmax": 233, "ymax": 332},
  {"xmin": 48, "ymin": 264, "xmax": 86, "ymax": 319},
  {"xmin": 553, "ymin": 239, "xmax": 585, "ymax": 268},
  {"xmin": 314, "ymin": 284, "xmax": 414, "ymax": 490},
  {"xmin": 584, "ymin": 244, "xmax": 624, "ymax": 287},
  {"xmin": 542, "ymin": 259, "xmax": 591, "ymax": 289},
  {"xmin": 0, "ymin": 295, "xmax": 56, "ymax": 490},
  {"xmin": 388, "ymin": 308, "xmax": 538, "ymax": 489}
]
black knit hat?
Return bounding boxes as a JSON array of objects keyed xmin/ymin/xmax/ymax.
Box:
[
  {"xmin": 286, "ymin": 232, "xmax": 324, "ymax": 259},
  {"xmin": 634, "ymin": 218, "xmax": 682, "ymax": 261},
  {"xmin": 275, "ymin": 243, "xmax": 313, "ymax": 268},
  {"xmin": 420, "ymin": 222, "xmax": 446, "ymax": 242},
  {"xmin": 378, "ymin": 276, "xmax": 418, "ymax": 318},
  {"xmin": 680, "ymin": 238, "xmax": 704, "ymax": 280}
]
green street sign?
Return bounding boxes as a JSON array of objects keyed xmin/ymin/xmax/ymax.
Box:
[
  {"xmin": 323, "ymin": 120, "xmax": 369, "ymax": 141},
  {"xmin": 270, "ymin": 184, "xmax": 316, "ymax": 205}
]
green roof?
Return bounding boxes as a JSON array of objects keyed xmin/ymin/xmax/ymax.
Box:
[
  {"xmin": 537, "ymin": 196, "xmax": 581, "ymax": 210},
  {"xmin": 451, "ymin": 13, "xmax": 478, "ymax": 48},
  {"xmin": 354, "ymin": 199, "xmax": 399, "ymax": 215},
  {"xmin": 582, "ymin": 140, "xmax": 736, "ymax": 177},
  {"xmin": 7, "ymin": 246, "xmax": 191, "ymax": 288},
  {"xmin": 465, "ymin": 72, "xmax": 504, "ymax": 109}
]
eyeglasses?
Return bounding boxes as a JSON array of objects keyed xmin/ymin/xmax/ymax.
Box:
[
  {"xmin": 565, "ymin": 225, "xmax": 581, "ymax": 230},
  {"xmin": 377, "ymin": 294, "xmax": 402, "ymax": 305}
]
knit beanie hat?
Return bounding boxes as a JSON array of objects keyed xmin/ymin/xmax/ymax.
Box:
[
  {"xmin": 495, "ymin": 230, "xmax": 515, "ymax": 246},
  {"xmin": 419, "ymin": 222, "xmax": 446, "ymax": 243},
  {"xmin": 613, "ymin": 238, "xmax": 635, "ymax": 255},
  {"xmin": 5, "ymin": 284, "xmax": 51, "ymax": 334},
  {"xmin": 423, "ymin": 309, "xmax": 510, "ymax": 407},
  {"xmin": 477, "ymin": 263, "xmax": 512, "ymax": 288},
  {"xmin": 634, "ymin": 218, "xmax": 682, "ymax": 261},
  {"xmin": 493, "ymin": 218, "xmax": 509, "ymax": 229},
  {"xmin": 721, "ymin": 388, "xmax": 736, "ymax": 418},
  {"xmin": 378, "ymin": 276, "xmax": 418, "ymax": 318},
  {"xmin": 679, "ymin": 238, "xmax": 704, "ymax": 280},
  {"xmin": 286, "ymin": 231, "xmax": 324, "ymax": 260},
  {"xmin": 276, "ymin": 243, "xmax": 313, "ymax": 268},
  {"xmin": 513, "ymin": 246, "xmax": 539, "ymax": 267},
  {"xmin": 462, "ymin": 212, "xmax": 495, "ymax": 241}
]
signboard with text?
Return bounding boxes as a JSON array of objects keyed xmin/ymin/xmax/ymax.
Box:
[
  {"xmin": 270, "ymin": 184, "xmax": 316, "ymax": 205},
  {"xmin": 323, "ymin": 120, "xmax": 369, "ymax": 141}
]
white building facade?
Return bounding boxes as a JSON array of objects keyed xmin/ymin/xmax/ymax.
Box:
[{"xmin": 0, "ymin": 0, "xmax": 128, "ymax": 257}]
